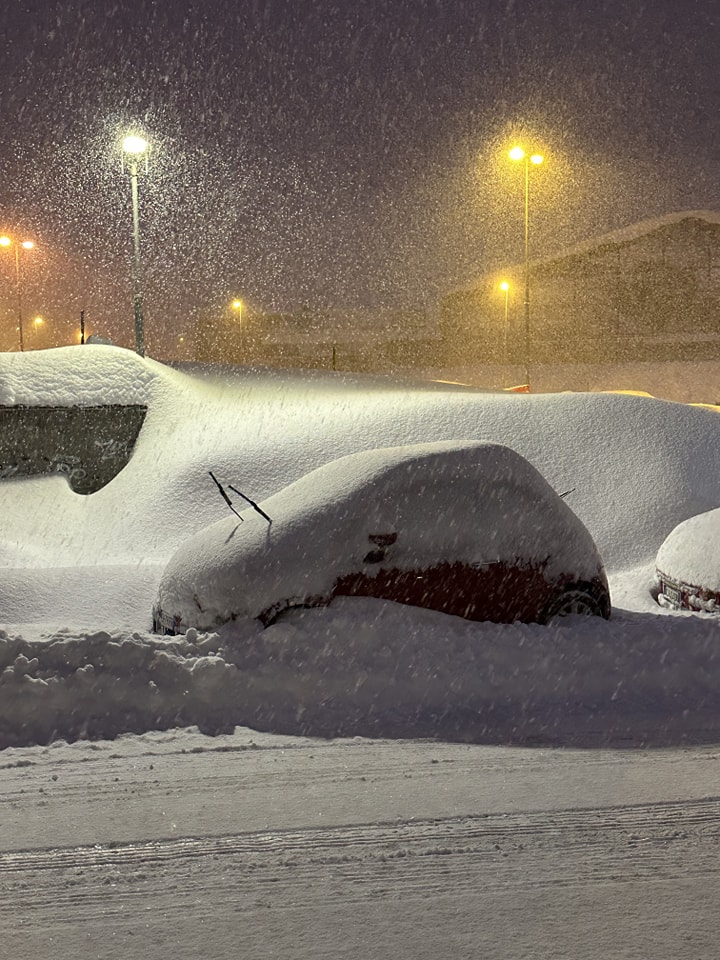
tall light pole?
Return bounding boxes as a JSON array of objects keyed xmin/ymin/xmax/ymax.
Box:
[
  {"xmin": 0, "ymin": 235, "xmax": 35, "ymax": 351},
  {"xmin": 231, "ymin": 298, "xmax": 244, "ymax": 359},
  {"xmin": 499, "ymin": 280, "xmax": 510, "ymax": 367},
  {"xmin": 509, "ymin": 146, "xmax": 544, "ymax": 389},
  {"xmin": 122, "ymin": 134, "xmax": 149, "ymax": 357}
]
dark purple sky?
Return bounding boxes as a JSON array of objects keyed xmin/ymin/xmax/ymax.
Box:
[{"xmin": 0, "ymin": 0, "xmax": 717, "ymax": 352}]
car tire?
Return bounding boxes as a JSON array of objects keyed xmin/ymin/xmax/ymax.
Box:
[{"xmin": 542, "ymin": 585, "xmax": 604, "ymax": 622}]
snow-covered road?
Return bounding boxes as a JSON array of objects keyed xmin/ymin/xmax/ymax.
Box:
[{"xmin": 2, "ymin": 729, "xmax": 719, "ymax": 960}]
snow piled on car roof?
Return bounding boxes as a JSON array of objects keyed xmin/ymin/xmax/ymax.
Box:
[
  {"xmin": 0, "ymin": 344, "xmax": 167, "ymax": 406},
  {"xmin": 155, "ymin": 440, "xmax": 606, "ymax": 629}
]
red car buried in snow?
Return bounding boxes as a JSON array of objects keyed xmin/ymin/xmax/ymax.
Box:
[{"xmin": 152, "ymin": 440, "xmax": 611, "ymax": 634}]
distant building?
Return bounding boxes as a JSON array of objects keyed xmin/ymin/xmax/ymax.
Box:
[
  {"xmin": 442, "ymin": 210, "xmax": 720, "ymax": 364},
  {"xmin": 195, "ymin": 304, "xmax": 443, "ymax": 371}
]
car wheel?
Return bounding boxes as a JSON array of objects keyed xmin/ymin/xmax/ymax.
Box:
[{"xmin": 542, "ymin": 586, "xmax": 604, "ymax": 622}]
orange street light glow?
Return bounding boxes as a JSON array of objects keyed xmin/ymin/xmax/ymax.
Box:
[
  {"xmin": 1, "ymin": 236, "xmax": 36, "ymax": 249},
  {"xmin": 509, "ymin": 146, "xmax": 544, "ymax": 165}
]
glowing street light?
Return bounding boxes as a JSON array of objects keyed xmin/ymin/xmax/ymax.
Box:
[
  {"xmin": 499, "ymin": 279, "xmax": 510, "ymax": 309},
  {"xmin": 32, "ymin": 315, "xmax": 45, "ymax": 348},
  {"xmin": 121, "ymin": 133, "xmax": 149, "ymax": 357},
  {"xmin": 0, "ymin": 235, "xmax": 35, "ymax": 351},
  {"xmin": 231, "ymin": 298, "xmax": 245, "ymax": 358},
  {"xmin": 508, "ymin": 145, "xmax": 544, "ymax": 388}
]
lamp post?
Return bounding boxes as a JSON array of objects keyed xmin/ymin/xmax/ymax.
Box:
[
  {"xmin": 508, "ymin": 146, "xmax": 544, "ymax": 389},
  {"xmin": 499, "ymin": 280, "xmax": 510, "ymax": 366},
  {"xmin": 122, "ymin": 134, "xmax": 149, "ymax": 357},
  {"xmin": 231, "ymin": 298, "xmax": 244, "ymax": 359},
  {"xmin": 0, "ymin": 235, "xmax": 35, "ymax": 351}
]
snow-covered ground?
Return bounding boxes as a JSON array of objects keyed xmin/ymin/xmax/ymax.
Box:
[{"xmin": 2, "ymin": 345, "xmax": 720, "ymax": 750}]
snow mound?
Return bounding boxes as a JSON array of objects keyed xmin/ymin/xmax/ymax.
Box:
[
  {"xmin": 0, "ymin": 344, "xmax": 169, "ymax": 406},
  {"xmin": 656, "ymin": 508, "xmax": 720, "ymax": 592},
  {"xmin": 4, "ymin": 598, "xmax": 720, "ymax": 749}
]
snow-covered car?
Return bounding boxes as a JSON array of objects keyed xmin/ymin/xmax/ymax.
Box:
[
  {"xmin": 656, "ymin": 508, "xmax": 720, "ymax": 613},
  {"xmin": 152, "ymin": 440, "xmax": 611, "ymax": 634}
]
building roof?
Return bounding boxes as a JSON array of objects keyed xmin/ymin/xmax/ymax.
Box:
[
  {"xmin": 448, "ymin": 210, "xmax": 720, "ymax": 301},
  {"xmin": 537, "ymin": 209, "xmax": 720, "ymax": 266}
]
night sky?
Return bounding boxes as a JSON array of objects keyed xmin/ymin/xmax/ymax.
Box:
[{"xmin": 0, "ymin": 0, "xmax": 717, "ymax": 354}]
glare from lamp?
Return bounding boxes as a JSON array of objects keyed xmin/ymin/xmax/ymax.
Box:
[{"xmin": 122, "ymin": 135, "xmax": 148, "ymax": 155}]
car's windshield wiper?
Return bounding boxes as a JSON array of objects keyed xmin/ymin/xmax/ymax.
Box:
[
  {"xmin": 209, "ymin": 471, "xmax": 244, "ymax": 520},
  {"xmin": 228, "ymin": 484, "xmax": 273, "ymax": 525},
  {"xmin": 209, "ymin": 471, "xmax": 273, "ymax": 525}
]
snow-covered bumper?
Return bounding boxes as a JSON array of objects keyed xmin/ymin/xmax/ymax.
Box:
[{"xmin": 656, "ymin": 569, "xmax": 720, "ymax": 613}]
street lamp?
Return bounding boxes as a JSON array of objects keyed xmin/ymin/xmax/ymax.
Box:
[
  {"xmin": 32, "ymin": 315, "xmax": 45, "ymax": 348},
  {"xmin": 121, "ymin": 134, "xmax": 149, "ymax": 357},
  {"xmin": 231, "ymin": 299, "xmax": 244, "ymax": 359},
  {"xmin": 508, "ymin": 146, "xmax": 544, "ymax": 388},
  {"xmin": 499, "ymin": 280, "xmax": 510, "ymax": 366},
  {"xmin": 0, "ymin": 235, "xmax": 35, "ymax": 351}
]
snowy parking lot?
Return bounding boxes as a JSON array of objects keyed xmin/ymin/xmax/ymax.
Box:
[
  {"xmin": 1, "ymin": 346, "xmax": 720, "ymax": 749},
  {"xmin": 3, "ymin": 347, "xmax": 720, "ymax": 960}
]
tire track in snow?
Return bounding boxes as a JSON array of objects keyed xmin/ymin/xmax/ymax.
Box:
[{"xmin": 2, "ymin": 798, "xmax": 720, "ymax": 924}]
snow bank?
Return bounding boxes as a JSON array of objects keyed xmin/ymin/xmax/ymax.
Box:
[
  {"xmin": 3, "ymin": 354, "xmax": 720, "ymax": 750},
  {"xmin": 3, "ymin": 598, "xmax": 720, "ymax": 749}
]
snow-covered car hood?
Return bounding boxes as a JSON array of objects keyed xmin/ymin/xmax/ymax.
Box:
[{"xmin": 154, "ymin": 439, "xmax": 608, "ymax": 632}]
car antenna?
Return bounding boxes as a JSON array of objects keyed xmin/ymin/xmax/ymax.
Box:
[
  {"xmin": 558, "ymin": 487, "xmax": 576, "ymax": 499},
  {"xmin": 209, "ymin": 471, "xmax": 244, "ymax": 521},
  {"xmin": 229, "ymin": 484, "xmax": 273, "ymax": 525}
]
